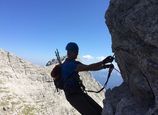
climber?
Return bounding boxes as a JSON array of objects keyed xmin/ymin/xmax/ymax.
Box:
[{"xmin": 61, "ymin": 42, "xmax": 114, "ymax": 115}]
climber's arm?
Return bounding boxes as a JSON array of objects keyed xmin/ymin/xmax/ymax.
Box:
[
  {"xmin": 76, "ymin": 62, "xmax": 112, "ymax": 72},
  {"xmin": 76, "ymin": 56, "xmax": 114, "ymax": 72},
  {"xmin": 76, "ymin": 61, "xmax": 103, "ymax": 71}
]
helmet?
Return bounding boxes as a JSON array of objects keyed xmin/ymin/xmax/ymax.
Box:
[{"xmin": 65, "ymin": 42, "xmax": 79, "ymax": 53}]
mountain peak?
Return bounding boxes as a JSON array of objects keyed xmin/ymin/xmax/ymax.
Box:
[{"xmin": 0, "ymin": 49, "xmax": 104, "ymax": 114}]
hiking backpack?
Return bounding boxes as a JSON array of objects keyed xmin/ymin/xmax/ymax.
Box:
[
  {"xmin": 51, "ymin": 64, "xmax": 84, "ymax": 92},
  {"xmin": 51, "ymin": 64, "xmax": 64, "ymax": 90}
]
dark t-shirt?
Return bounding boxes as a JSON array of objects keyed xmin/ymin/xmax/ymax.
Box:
[
  {"xmin": 61, "ymin": 59, "xmax": 82, "ymax": 95},
  {"xmin": 61, "ymin": 59, "xmax": 81, "ymax": 81}
]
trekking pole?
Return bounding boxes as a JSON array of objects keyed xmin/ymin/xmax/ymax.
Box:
[
  {"xmin": 46, "ymin": 49, "xmax": 61, "ymax": 83},
  {"xmin": 55, "ymin": 49, "xmax": 62, "ymax": 64}
]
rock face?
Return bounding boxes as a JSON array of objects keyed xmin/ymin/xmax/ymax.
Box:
[
  {"xmin": 102, "ymin": 0, "xmax": 158, "ymax": 115},
  {"xmin": 0, "ymin": 49, "xmax": 104, "ymax": 115}
]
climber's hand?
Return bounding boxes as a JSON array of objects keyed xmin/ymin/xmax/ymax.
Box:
[{"xmin": 102, "ymin": 56, "xmax": 114, "ymax": 64}]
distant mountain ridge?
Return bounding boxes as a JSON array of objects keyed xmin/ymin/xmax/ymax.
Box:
[
  {"xmin": 0, "ymin": 49, "xmax": 104, "ymax": 115},
  {"xmin": 91, "ymin": 70, "xmax": 122, "ymax": 89}
]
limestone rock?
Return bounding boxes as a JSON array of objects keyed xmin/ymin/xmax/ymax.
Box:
[
  {"xmin": 0, "ymin": 49, "xmax": 104, "ymax": 115},
  {"xmin": 102, "ymin": 0, "xmax": 158, "ymax": 115}
]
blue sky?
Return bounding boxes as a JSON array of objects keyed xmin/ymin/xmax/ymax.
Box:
[{"xmin": 0, "ymin": 0, "xmax": 112, "ymax": 65}]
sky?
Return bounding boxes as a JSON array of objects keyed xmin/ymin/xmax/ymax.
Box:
[{"xmin": 0, "ymin": 0, "xmax": 112, "ymax": 65}]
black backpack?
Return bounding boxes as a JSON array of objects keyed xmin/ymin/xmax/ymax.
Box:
[
  {"xmin": 51, "ymin": 64, "xmax": 64, "ymax": 90},
  {"xmin": 51, "ymin": 64, "xmax": 84, "ymax": 92}
]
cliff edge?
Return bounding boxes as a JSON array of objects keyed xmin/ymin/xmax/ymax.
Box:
[{"xmin": 102, "ymin": 0, "xmax": 158, "ymax": 115}]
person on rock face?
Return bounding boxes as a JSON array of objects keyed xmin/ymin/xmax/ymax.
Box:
[{"xmin": 61, "ymin": 42, "xmax": 114, "ymax": 115}]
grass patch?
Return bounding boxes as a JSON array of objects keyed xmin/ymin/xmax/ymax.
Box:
[{"xmin": 22, "ymin": 105, "xmax": 37, "ymax": 115}]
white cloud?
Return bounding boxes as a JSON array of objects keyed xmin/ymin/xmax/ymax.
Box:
[
  {"xmin": 96, "ymin": 56, "xmax": 105, "ymax": 61},
  {"xmin": 80, "ymin": 55, "xmax": 95, "ymax": 64},
  {"xmin": 82, "ymin": 55, "xmax": 94, "ymax": 60},
  {"xmin": 82, "ymin": 55, "xmax": 106, "ymax": 61}
]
